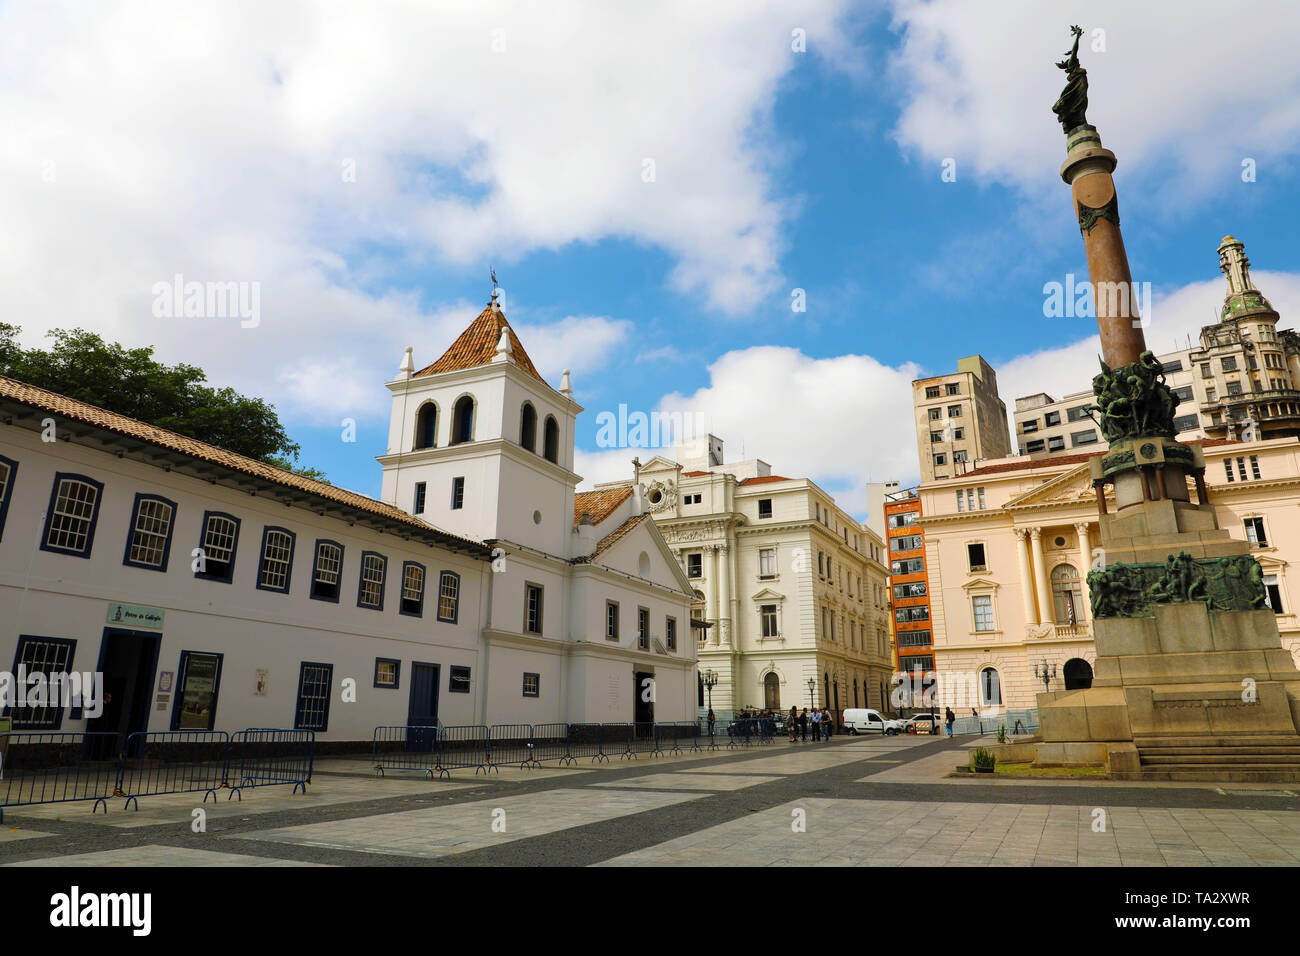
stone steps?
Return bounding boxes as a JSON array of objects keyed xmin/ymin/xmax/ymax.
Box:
[
  {"xmin": 1128, "ymin": 733, "xmax": 1300, "ymax": 780},
  {"xmin": 1141, "ymin": 752, "xmax": 1300, "ymax": 764},
  {"xmin": 1135, "ymin": 734, "xmax": 1300, "ymax": 749},
  {"xmin": 1114, "ymin": 765, "xmax": 1300, "ymax": 783}
]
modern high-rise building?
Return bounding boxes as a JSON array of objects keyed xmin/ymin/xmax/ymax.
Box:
[
  {"xmin": 1014, "ymin": 237, "xmax": 1300, "ymax": 458},
  {"xmin": 912, "ymin": 355, "xmax": 1013, "ymax": 483}
]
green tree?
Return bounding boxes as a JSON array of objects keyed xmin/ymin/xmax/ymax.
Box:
[{"xmin": 0, "ymin": 324, "xmax": 327, "ymax": 483}]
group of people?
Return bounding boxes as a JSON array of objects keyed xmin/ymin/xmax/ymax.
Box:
[{"xmin": 786, "ymin": 705, "xmax": 836, "ymax": 742}]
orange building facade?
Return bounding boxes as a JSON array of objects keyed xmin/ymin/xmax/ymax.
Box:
[{"xmin": 884, "ymin": 489, "xmax": 933, "ymax": 705}]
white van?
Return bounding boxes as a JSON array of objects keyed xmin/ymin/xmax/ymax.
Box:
[{"xmin": 841, "ymin": 708, "xmax": 906, "ymax": 736}]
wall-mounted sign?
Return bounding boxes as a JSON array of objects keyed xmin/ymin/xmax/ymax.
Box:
[
  {"xmin": 107, "ymin": 603, "xmax": 165, "ymax": 629},
  {"xmin": 158, "ymin": 671, "xmax": 174, "ymax": 693},
  {"xmin": 254, "ymin": 669, "xmax": 269, "ymax": 697}
]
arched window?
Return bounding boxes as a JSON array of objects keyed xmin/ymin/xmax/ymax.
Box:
[
  {"xmin": 414, "ymin": 402, "xmax": 437, "ymax": 450},
  {"xmin": 520, "ymin": 403, "xmax": 537, "ymax": 452},
  {"xmin": 451, "ymin": 396, "xmax": 475, "ymax": 445},
  {"xmin": 764, "ymin": 672, "xmax": 780, "ymax": 710},
  {"xmin": 543, "ymin": 415, "xmax": 559, "ymax": 463},
  {"xmin": 853, "ymin": 679, "xmax": 859, "ymax": 708},
  {"xmin": 823, "ymin": 672, "xmax": 829, "ymax": 708},
  {"xmin": 979, "ymin": 667, "xmax": 1002, "ymax": 707},
  {"xmin": 1051, "ymin": 563, "xmax": 1083, "ymax": 625},
  {"xmin": 1063, "ymin": 658, "xmax": 1093, "ymax": 690}
]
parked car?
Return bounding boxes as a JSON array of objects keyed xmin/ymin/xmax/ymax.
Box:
[
  {"xmin": 841, "ymin": 708, "xmax": 906, "ymax": 736},
  {"xmin": 905, "ymin": 713, "xmax": 943, "ymax": 735}
]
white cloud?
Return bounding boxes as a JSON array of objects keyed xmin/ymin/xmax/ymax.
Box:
[
  {"xmin": 997, "ymin": 270, "xmax": 1300, "ymax": 411},
  {"xmin": 887, "ymin": 0, "xmax": 1300, "ymax": 197},
  {"xmin": 0, "ymin": 0, "xmax": 860, "ymax": 449},
  {"xmin": 578, "ymin": 345, "xmax": 922, "ymax": 517}
]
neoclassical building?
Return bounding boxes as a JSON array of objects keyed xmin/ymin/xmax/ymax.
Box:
[
  {"xmin": 918, "ymin": 435, "xmax": 1300, "ymax": 711},
  {"xmin": 588, "ymin": 439, "xmax": 894, "ymax": 717}
]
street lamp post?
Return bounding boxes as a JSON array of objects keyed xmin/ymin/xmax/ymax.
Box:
[
  {"xmin": 702, "ymin": 668, "xmax": 718, "ymax": 711},
  {"xmin": 807, "ymin": 678, "xmax": 816, "ymax": 710},
  {"xmin": 1033, "ymin": 659, "xmax": 1057, "ymax": 694}
]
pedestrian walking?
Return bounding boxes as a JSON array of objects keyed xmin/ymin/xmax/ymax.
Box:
[
  {"xmin": 707, "ymin": 708, "xmax": 716, "ymax": 739},
  {"xmin": 810, "ymin": 707, "xmax": 821, "ymax": 741},
  {"xmin": 945, "ymin": 706, "xmax": 956, "ymax": 737},
  {"xmin": 788, "ymin": 706, "xmax": 799, "ymax": 743},
  {"xmin": 799, "ymin": 707, "xmax": 809, "ymax": 741},
  {"xmin": 822, "ymin": 707, "xmax": 833, "ymax": 739}
]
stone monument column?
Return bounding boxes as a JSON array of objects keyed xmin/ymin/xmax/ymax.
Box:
[{"xmin": 1030, "ymin": 26, "xmax": 1300, "ymax": 780}]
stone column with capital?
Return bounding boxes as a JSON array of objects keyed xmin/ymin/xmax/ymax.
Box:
[
  {"xmin": 717, "ymin": 543, "xmax": 732, "ymax": 647},
  {"xmin": 708, "ymin": 545, "xmax": 721, "ymax": 644},
  {"xmin": 1029, "ymin": 528, "xmax": 1053, "ymax": 626},
  {"xmin": 1074, "ymin": 522, "xmax": 1093, "ymax": 624},
  {"xmin": 1014, "ymin": 529, "xmax": 1039, "ymax": 625}
]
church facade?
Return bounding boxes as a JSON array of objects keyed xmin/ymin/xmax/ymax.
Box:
[{"xmin": 0, "ymin": 297, "xmax": 695, "ymax": 744}]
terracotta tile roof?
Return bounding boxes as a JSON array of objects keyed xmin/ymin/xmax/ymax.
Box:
[
  {"xmin": 943, "ymin": 438, "xmax": 1240, "ymax": 480},
  {"xmin": 0, "ymin": 375, "xmax": 489, "ymax": 556},
  {"xmin": 681, "ymin": 470, "xmax": 710, "ymax": 477},
  {"xmin": 574, "ymin": 512, "xmax": 651, "ymax": 564},
  {"xmin": 738, "ymin": 475, "xmax": 791, "ymax": 486},
  {"xmin": 574, "ymin": 485, "xmax": 633, "ymax": 527},
  {"xmin": 414, "ymin": 305, "xmax": 546, "ymax": 385}
]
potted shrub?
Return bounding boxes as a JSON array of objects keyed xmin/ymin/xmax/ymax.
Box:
[
  {"xmin": 972, "ymin": 748, "xmax": 996, "ymax": 774},
  {"xmin": 996, "ymin": 724, "xmax": 1008, "ymax": 744}
]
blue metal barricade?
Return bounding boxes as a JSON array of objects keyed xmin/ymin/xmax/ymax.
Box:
[
  {"xmin": 489, "ymin": 723, "xmax": 535, "ymax": 769},
  {"xmin": 440, "ymin": 724, "xmax": 495, "ymax": 774},
  {"xmin": 624, "ymin": 722, "xmax": 656, "ymax": 759},
  {"xmin": 230, "ymin": 728, "xmax": 313, "ymax": 796},
  {"xmin": 371, "ymin": 725, "xmax": 447, "ymax": 779},
  {"xmin": 116, "ymin": 730, "xmax": 231, "ymax": 810},
  {"xmin": 530, "ymin": 723, "xmax": 570, "ymax": 765},
  {"xmin": 654, "ymin": 722, "xmax": 683, "ymax": 756},
  {"xmin": 565, "ymin": 723, "xmax": 610, "ymax": 764},
  {"xmin": 726, "ymin": 718, "xmax": 756, "ymax": 748},
  {"xmin": 0, "ymin": 732, "xmax": 122, "ymax": 821}
]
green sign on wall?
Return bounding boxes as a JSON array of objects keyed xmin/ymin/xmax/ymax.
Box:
[{"xmin": 106, "ymin": 603, "xmax": 165, "ymax": 629}]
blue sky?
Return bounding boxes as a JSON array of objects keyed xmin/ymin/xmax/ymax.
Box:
[{"xmin": 3, "ymin": 0, "xmax": 1299, "ymax": 519}]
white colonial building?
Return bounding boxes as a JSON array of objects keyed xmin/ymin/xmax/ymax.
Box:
[
  {"xmin": 0, "ymin": 295, "xmax": 694, "ymax": 744},
  {"xmin": 588, "ymin": 439, "xmax": 894, "ymax": 718}
]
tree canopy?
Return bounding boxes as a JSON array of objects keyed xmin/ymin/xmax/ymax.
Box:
[{"xmin": 0, "ymin": 324, "xmax": 327, "ymax": 482}]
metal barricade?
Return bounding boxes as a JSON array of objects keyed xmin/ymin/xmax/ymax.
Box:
[
  {"xmin": 371, "ymin": 725, "xmax": 447, "ymax": 779},
  {"xmin": 565, "ymin": 723, "xmax": 611, "ymax": 764},
  {"xmin": 0, "ymin": 732, "xmax": 122, "ymax": 821},
  {"xmin": 230, "ymin": 728, "xmax": 313, "ymax": 796},
  {"xmin": 654, "ymin": 722, "xmax": 683, "ymax": 756},
  {"xmin": 726, "ymin": 718, "xmax": 756, "ymax": 748},
  {"xmin": 489, "ymin": 723, "xmax": 535, "ymax": 769},
  {"xmin": 625, "ymin": 722, "xmax": 656, "ymax": 759},
  {"xmin": 530, "ymin": 723, "xmax": 570, "ymax": 765},
  {"xmin": 116, "ymin": 730, "xmax": 231, "ymax": 810},
  {"xmin": 440, "ymin": 724, "xmax": 496, "ymax": 774}
]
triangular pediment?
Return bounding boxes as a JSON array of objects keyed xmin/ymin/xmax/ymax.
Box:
[
  {"xmin": 1005, "ymin": 462, "xmax": 1100, "ymax": 508},
  {"xmin": 960, "ymin": 577, "xmax": 1000, "ymax": 592},
  {"xmin": 751, "ymin": 587, "xmax": 785, "ymax": 602},
  {"xmin": 638, "ymin": 455, "xmax": 680, "ymax": 473}
]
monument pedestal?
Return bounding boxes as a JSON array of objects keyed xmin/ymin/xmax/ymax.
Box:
[{"xmin": 1029, "ymin": 450, "xmax": 1300, "ymax": 781}]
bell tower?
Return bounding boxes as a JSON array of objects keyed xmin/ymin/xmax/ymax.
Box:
[{"xmin": 378, "ymin": 286, "xmax": 582, "ymax": 554}]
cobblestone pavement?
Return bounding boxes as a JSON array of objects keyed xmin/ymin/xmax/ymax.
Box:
[{"xmin": 4, "ymin": 733, "xmax": 1300, "ymax": 866}]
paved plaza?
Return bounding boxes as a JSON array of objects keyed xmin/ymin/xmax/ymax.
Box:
[{"xmin": 4, "ymin": 733, "xmax": 1300, "ymax": 867}]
